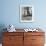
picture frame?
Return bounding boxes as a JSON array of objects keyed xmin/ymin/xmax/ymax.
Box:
[{"xmin": 20, "ymin": 5, "xmax": 34, "ymax": 22}]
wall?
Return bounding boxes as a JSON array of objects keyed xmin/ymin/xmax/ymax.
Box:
[{"xmin": 0, "ymin": 0, "xmax": 46, "ymax": 29}]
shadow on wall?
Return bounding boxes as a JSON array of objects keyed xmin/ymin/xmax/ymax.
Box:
[{"xmin": 0, "ymin": 24, "xmax": 7, "ymax": 43}]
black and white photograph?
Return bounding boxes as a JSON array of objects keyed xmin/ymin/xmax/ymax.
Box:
[{"xmin": 20, "ymin": 5, "xmax": 34, "ymax": 22}]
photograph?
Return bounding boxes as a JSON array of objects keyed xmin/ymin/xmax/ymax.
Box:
[{"xmin": 20, "ymin": 5, "xmax": 34, "ymax": 22}]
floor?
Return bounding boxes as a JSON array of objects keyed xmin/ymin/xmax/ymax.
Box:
[{"xmin": 0, "ymin": 44, "xmax": 2, "ymax": 46}]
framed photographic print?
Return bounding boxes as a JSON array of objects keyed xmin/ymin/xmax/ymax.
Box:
[{"xmin": 20, "ymin": 5, "xmax": 34, "ymax": 22}]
